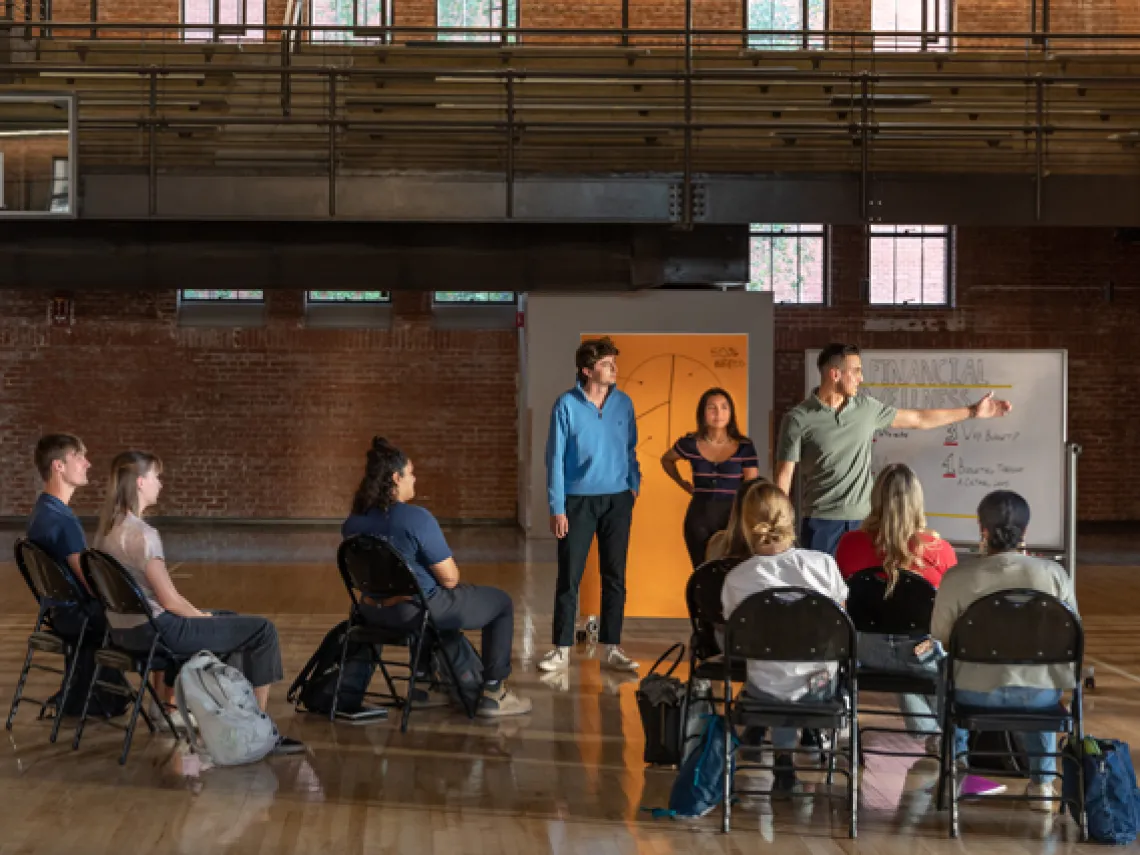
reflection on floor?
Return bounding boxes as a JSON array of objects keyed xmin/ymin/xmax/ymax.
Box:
[{"xmin": 1, "ymin": 523, "xmax": 1136, "ymax": 854}]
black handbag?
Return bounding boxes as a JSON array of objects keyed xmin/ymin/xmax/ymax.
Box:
[{"xmin": 636, "ymin": 643, "xmax": 688, "ymax": 766}]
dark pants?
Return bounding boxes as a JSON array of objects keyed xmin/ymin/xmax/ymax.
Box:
[
  {"xmin": 116, "ymin": 610, "xmax": 284, "ymax": 688},
  {"xmin": 799, "ymin": 517, "xmax": 861, "ymax": 556},
  {"xmin": 683, "ymin": 495, "xmax": 735, "ymax": 569},
  {"xmin": 362, "ymin": 583, "xmax": 515, "ymax": 683},
  {"xmin": 553, "ymin": 491, "xmax": 634, "ymax": 647}
]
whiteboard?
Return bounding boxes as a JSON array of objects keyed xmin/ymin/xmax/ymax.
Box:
[{"xmin": 804, "ymin": 349, "xmax": 1067, "ymax": 550}]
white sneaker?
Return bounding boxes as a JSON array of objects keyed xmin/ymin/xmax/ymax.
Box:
[
  {"xmin": 924, "ymin": 734, "xmax": 942, "ymax": 757},
  {"xmin": 538, "ymin": 647, "xmax": 570, "ymax": 672},
  {"xmin": 1026, "ymin": 781, "xmax": 1055, "ymax": 812},
  {"xmin": 603, "ymin": 646, "xmax": 640, "ymax": 673}
]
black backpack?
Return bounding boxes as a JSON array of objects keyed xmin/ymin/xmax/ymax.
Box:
[
  {"xmin": 47, "ymin": 642, "xmax": 133, "ymax": 718},
  {"xmin": 287, "ymin": 621, "xmax": 378, "ymax": 715}
]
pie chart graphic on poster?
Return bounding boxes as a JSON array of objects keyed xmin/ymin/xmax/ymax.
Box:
[
  {"xmin": 576, "ymin": 333, "xmax": 750, "ymax": 619},
  {"xmin": 622, "ymin": 354, "xmax": 725, "ymax": 462}
]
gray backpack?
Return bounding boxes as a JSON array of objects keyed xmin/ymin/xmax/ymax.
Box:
[{"xmin": 176, "ymin": 651, "xmax": 279, "ymax": 766}]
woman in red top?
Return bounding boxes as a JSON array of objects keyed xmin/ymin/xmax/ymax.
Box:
[
  {"xmin": 836, "ymin": 462, "xmax": 957, "ymax": 753},
  {"xmin": 835, "ymin": 462, "xmax": 957, "ymax": 588}
]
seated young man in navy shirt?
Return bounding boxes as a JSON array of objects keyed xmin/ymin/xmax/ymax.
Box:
[
  {"xmin": 342, "ymin": 437, "xmax": 531, "ymax": 718},
  {"xmin": 25, "ymin": 433, "xmax": 96, "ymax": 637}
]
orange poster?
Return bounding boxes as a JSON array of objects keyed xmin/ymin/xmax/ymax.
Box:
[{"xmin": 576, "ymin": 333, "xmax": 750, "ymax": 619}]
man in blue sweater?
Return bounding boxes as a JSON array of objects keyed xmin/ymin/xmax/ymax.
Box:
[{"xmin": 540, "ymin": 337, "xmax": 641, "ymax": 674}]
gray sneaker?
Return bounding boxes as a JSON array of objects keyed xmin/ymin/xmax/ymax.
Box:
[
  {"xmin": 603, "ymin": 646, "xmax": 640, "ymax": 673},
  {"xmin": 476, "ymin": 683, "xmax": 533, "ymax": 718}
]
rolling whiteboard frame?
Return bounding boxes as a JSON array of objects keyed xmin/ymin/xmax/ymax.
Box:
[{"xmin": 803, "ymin": 348, "xmax": 1068, "ymax": 552}]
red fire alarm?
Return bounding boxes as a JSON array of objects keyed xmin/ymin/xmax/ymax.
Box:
[
  {"xmin": 49, "ymin": 296, "xmax": 74, "ymax": 328},
  {"xmin": 515, "ymin": 311, "xmax": 525, "ymax": 329}
]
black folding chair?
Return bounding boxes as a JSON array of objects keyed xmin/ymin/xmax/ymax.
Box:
[
  {"xmin": 6, "ymin": 539, "xmax": 93, "ymax": 743},
  {"xmin": 846, "ymin": 567, "xmax": 942, "ymax": 762},
  {"xmin": 680, "ymin": 558, "xmax": 748, "ymax": 758},
  {"xmin": 722, "ymin": 587, "xmax": 860, "ymax": 838},
  {"xmin": 336, "ymin": 534, "xmax": 476, "ymax": 732},
  {"xmin": 684, "ymin": 557, "xmax": 748, "ymax": 690},
  {"xmin": 937, "ymin": 588, "xmax": 1086, "ymax": 839},
  {"xmin": 75, "ymin": 549, "xmax": 182, "ymax": 765}
]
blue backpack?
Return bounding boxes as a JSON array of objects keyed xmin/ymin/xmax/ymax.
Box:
[
  {"xmin": 1063, "ymin": 736, "xmax": 1140, "ymax": 844},
  {"xmin": 668, "ymin": 714, "xmax": 739, "ymax": 817}
]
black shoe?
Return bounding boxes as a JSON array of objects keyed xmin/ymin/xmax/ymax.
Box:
[
  {"xmin": 800, "ymin": 728, "xmax": 822, "ymax": 747},
  {"xmin": 772, "ymin": 752, "xmax": 797, "ymax": 798},
  {"xmin": 271, "ymin": 736, "xmax": 307, "ymax": 756}
]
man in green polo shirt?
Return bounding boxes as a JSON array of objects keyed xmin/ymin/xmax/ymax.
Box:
[{"xmin": 775, "ymin": 343, "xmax": 1013, "ymax": 555}]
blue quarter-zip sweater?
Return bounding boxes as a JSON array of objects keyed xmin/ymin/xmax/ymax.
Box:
[{"xmin": 546, "ymin": 384, "xmax": 641, "ymax": 516}]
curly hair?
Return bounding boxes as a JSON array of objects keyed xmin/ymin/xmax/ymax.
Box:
[{"xmin": 350, "ymin": 436, "xmax": 409, "ymax": 515}]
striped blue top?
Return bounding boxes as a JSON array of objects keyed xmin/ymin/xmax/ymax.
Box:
[{"xmin": 672, "ymin": 435, "xmax": 760, "ymax": 497}]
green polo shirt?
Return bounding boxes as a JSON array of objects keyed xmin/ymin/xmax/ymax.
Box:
[{"xmin": 776, "ymin": 389, "xmax": 898, "ymax": 521}]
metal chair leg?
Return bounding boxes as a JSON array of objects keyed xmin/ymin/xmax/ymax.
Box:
[
  {"xmin": 5, "ymin": 641, "xmax": 37, "ymax": 730},
  {"xmin": 72, "ymin": 658, "xmax": 102, "ymax": 751},
  {"xmin": 120, "ymin": 657, "xmax": 154, "ymax": 766},
  {"xmin": 50, "ymin": 620, "xmax": 89, "ymax": 744},
  {"xmin": 329, "ymin": 622, "xmax": 352, "ymax": 723}
]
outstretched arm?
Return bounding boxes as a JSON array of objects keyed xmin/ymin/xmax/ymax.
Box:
[{"xmin": 891, "ymin": 391, "xmax": 1012, "ymax": 430}]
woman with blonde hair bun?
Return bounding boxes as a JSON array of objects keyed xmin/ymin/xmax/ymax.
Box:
[{"xmin": 721, "ymin": 482, "xmax": 848, "ymax": 794}]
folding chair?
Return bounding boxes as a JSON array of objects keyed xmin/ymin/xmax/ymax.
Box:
[
  {"xmin": 336, "ymin": 534, "xmax": 477, "ymax": 732},
  {"xmin": 75, "ymin": 549, "xmax": 182, "ymax": 765},
  {"xmin": 937, "ymin": 588, "xmax": 1086, "ymax": 839},
  {"xmin": 6, "ymin": 538, "xmax": 93, "ymax": 744},
  {"xmin": 846, "ymin": 567, "xmax": 942, "ymax": 762},
  {"xmin": 722, "ymin": 587, "xmax": 860, "ymax": 838},
  {"xmin": 679, "ymin": 558, "xmax": 748, "ymax": 759}
]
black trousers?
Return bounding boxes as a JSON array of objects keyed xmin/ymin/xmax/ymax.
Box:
[
  {"xmin": 115, "ymin": 610, "xmax": 284, "ymax": 688},
  {"xmin": 362, "ymin": 583, "xmax": 515, "ymax": 683},
  {"xmin": 682, "ymin": 494, "xmax": 735, "ymax": 569},
  {"xmin": 553, "ymin": 491, "xmax": 634, "ymax": 647}
]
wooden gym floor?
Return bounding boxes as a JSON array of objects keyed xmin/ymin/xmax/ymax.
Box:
[{"xmin": 1, "ymin": 522, "xmax": 1139, "ymax": 854}]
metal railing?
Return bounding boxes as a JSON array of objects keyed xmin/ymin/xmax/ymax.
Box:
[
  {"xmin": 6, "ymin": 19, "xmax": 1140, "ymax": 53},
  {"xmin": 4, "ymin": 58, "xmax": 1139, "ymax": 222}
]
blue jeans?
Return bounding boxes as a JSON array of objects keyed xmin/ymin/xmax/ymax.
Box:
[
  {"xmin": 953, "ymin": 686, "xmax": 1064, "ymax": 784},
  {"xmin": 799, "ymin": 518, "xmax": 861, "ymax": 556},
  {"xmin": 745, "ymin": 683, "xmax": 837, "ymax": 750},
  {"xmin": 857, "ymin": 632, "xmax": 941, "ymax": 735}
]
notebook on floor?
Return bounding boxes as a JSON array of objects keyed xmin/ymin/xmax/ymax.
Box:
[
  {"xmin": 334, "ymin": 706, "xmax": 389, "ymax": 724},
  {"xmin": 960, "ymin": 775, "xmax": 1007, "ymax": 796}
]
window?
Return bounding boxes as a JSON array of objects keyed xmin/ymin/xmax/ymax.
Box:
[
  {"xmin": 872, "ymin": 0, "xmax": 951, "ymax": 51},
  {"xmin": 181, "ymin": 0, "xmax": 266, "ymax": 41},
  {"xmin": 180, "ymin": 289, "xmax": 265, "ymax": 301},
  {"xmin": 437, "ymin": 0, "xmax": 518, "ymax": 42},
  {"xmin": 746, "ymin": 0, "xmax": 826, "ymax": 49},
  {"xmin": 306, "ymin": 290, "xmax": 390, "ymax": 302},
  {"xmin": 49, "ymin": 157, "xmax": 68, "ymax": 213},
  {"xmin": 311, "ymin": 0, "xmax": 392, "ymax": 43},
  {"xmin": 433, "ymin": 291, "xmax": 516, "ymax": 303},
  {"xmin": 748, "ymin": 224, "xmax": 827, "ymax": 304},
  {"xmin": 868, "ymin": 225, "xmax": 951, "ymax": 305}
]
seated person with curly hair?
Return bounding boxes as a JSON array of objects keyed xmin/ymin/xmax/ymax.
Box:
[{"xmin": 342, "ymin": 437, "xmax": 532, "ymax": 718}]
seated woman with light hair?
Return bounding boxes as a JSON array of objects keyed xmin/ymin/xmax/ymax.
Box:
[
  {"xmin": 721, "ymin": 482, "xmax": 848, "ymax": 794},
  {"xmin": 834, "ymin": 463, "xmax": 957, "ymax": 754}
]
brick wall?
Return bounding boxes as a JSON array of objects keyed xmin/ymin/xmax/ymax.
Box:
[
  {"xmin": 774, "ymin": 225, "xmax": 1140, "ymax": 522},
  {"xmin": 0, "ymin": 227, "xmax": 1136, "ymax": 522},
  {"xmin": 0, "ymin": 290, "xmax": 519, "ymax": 521}
]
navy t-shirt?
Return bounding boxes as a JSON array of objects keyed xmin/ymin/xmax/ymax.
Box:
[
  {"xmin": 27, "ymin": 492, "xmax": 87, "ymax": 570},
  {"xmin": 341, "ymin": 503, "xmax": 452, "ymax": 597}
]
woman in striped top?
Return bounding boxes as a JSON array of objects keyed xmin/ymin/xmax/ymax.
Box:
[{"xmin": 661, "ymin": 388, "xmax": 761, "ymax": 568}]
